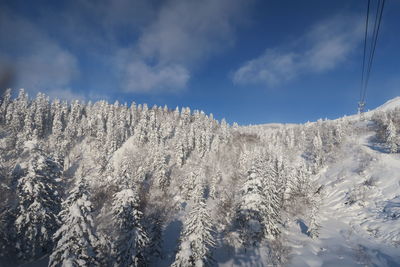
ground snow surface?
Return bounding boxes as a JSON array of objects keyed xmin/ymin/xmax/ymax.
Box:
[
  {"xmin": 286, "ymin": 123, "xmax": 400, "ymax": 267},
  {"xmin": 5, "ymin": 99, "xmax": 400, "ymax": 266},
  {"xmin": 154, "ymin": 121, "xmax": 400, "ymax": 267},
  {"xmin": 375, "ymin": 97, "xmax": 400, "ymax": 112}
]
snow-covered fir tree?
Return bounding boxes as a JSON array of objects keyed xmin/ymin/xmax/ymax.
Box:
[
  {"xmin": 152, "ymin": 148, "xmax": 170, "ymax": 190},
  {"xmin": 311, "ymin": 130, "xmax": 323, "ymax": 170},
  {"xmin": 181, "ymin": 169, "xmax": 201, "ymax": 201},
  {"xmin": 0, "ymin": 89, "xmax": 12, "ymax": 124},
  {"xmin": 236, "ymin": 156, "xmax": 280, "ymax": 246},
  {"xmin": 0, "ymin": 209, "xmax": 15, "ymax": 259},
  {"xmin": 145, "ymin": 210, "xmax": 164, "ymax": 262},
  {"xmin": 14, "ymin": 141, "xmax": 62, "ymax": 261},
  {"xmin": 307, "ymin": 196, "xmax": 320, "ymax": 239},
  {"xmin": 209, "ymin": 170, "xmax": 222, "ymax": 200},
  {"xmin": 111, "ymin": 188, "xmax": 149, "ymax": 267},
  {"xmin": 386, "ymin": 119, "xmax": 398, "ymax": 153},
  {"xmin": 172, "ymin": 185, "xmax": 215, "ymax": 267},
  {"xmin": 49, "ymin": 177, "xmax": 100, "ymax": 267},
  {"xmin": 262, "ymin": 158, "xmax": 282, "ymax": 238},
  {"xmin": 2, "ymin": 90, "xmax": 397, "ymax": 266}
]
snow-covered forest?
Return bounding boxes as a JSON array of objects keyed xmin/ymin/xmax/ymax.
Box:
[{"xmin": 0, "ymin": 89, "xmax": 399, "ymax": 266}]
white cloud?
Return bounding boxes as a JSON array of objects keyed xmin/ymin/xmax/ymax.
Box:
[
  {"xmin": 0, "ymin": 8, "xmax": 79, "ymax": 95},
  {"xmin": 17, "ymin": 46, "xmax": 78, "ymax": 92},
  {"xmin": 49, "ymin": 0, "xmax": 158, "ymax": 49},
  {"xmin": 117, "ymin": 0, "xmax": 251, "ymax": 93},
  {"xmin": 43, "ymin": 0, "xmax": 251, "ymax": 94},
  {"xmin": 138, "ymin": 0, "xmax": 246, "ymax": 66},
  {"xmin": 120, "ymin": 61, "xmax": 190, "ymax": 93},
  {"xmin": 1, "ymin": 0, "xmax": 252, "ymax": 95},
  {"xmin": 233, "ymin": 50, "xmax": 299, "ymax": 87},
  {"xmin": 233, "ymin": 15, "xmax": 363, "ymax": 87}
]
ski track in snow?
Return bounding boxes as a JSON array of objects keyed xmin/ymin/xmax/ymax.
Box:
[{"xmin": 287, "ymin": 123, "xmax": 400, "ymax": 267}]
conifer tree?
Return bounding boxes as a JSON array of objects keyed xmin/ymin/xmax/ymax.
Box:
[
  {"xmin": 262, "ymin": 159, "xmax": 282, "ymax": 238},
  {"xmin": 10, "ymin": 89, "xmax": 28, "ymax": 134},
  {"xmin": 153, "ymin": 149, "xmax": 170, "ymax": 190},
  {"xmin": 386, "ymin": 120, "xmax": 398, "ymax": 153},
  {"xmin": 172, "ymin": 185, "xmax": 215, "ymax": 267},
  {"xmin": 236, "ymin": 160, "xmax": 269, "ymax": 245},
  {"xmin": 176, "ymin": 140, "xmax": 185, "ymax": 167},
  {"xmin": 0, "ymin": 209, "xmax": 16, "ymax": 259},
  {"xmin": 14, "ymin": 143, "xmax": 62, "ymax": 261},
  {"xmin": 209, "ymin": 170, "xmax": 222, "ymax": 200},
  {"xmin": 307, "ymin": 197, "xmax": 320, "ymax": 239},
  {"xmin": 0, "ymin": 88, "xmax": 12, "ymax": 124},
  {"xmin": 145, "ymin": 210, "xmax": 164, "ymax": 261},
  {"xmin": 106, "ymin": 107, "xmax": 118, "ymax": 153},
  {"xmin": 33, "ymin": 93, "xmax": 50, "ymax": 138},
  {"xmin": 49, "ymin": 178, "xmax": 100, "ymax": 267},
  {"xmin": 111, "ymin": 188, "xmax": 148, "ymax": 267},
  {"xmin": 181, "ymin": 170, "xmax": 200, "ymax": 201},
  {"xmin": 22, "ymin": 103, "xmax": 36, "ymax": 142},
  {"xmin": 236, "ymin": 155, "xmax": 282, "ymax": 245},
  {"xmin": 311, "ymin": 130, "xmax": 323, "ymax": 169},
  {"xmin": 51, "ymin": 99, "xmax": 65, "ymax": 156}
]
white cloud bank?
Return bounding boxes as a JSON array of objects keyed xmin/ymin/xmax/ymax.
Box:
[
  {"xmin": 1, "ymin": 0, "xmax": 252, "ymax": 95},
  {"xmin": 233, "ymin": 15, "xmax": 364, "ymax": 87},
  {"xmin": 0, "ymin": 8, "xmax": 79, "ymax": 98},
  {"xmin": 118, "ymin": 60, "xmax": 190, "ymax": 93},
  {"xmin": 117, "ymin": 0, "xmax": 251, "ymax": 93}
]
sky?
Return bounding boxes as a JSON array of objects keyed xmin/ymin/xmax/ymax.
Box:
[{"xmin": 0, "ymin": 0, "xmax": 399, "ymax": 125}]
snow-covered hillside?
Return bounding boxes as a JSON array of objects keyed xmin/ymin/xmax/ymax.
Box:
[
  {"xmin": 375, "ymin": 97, "xmax": 400, "ymax": 112},
  {"xmin": 0, "ymin": 89, "xmax": 399, "ymax": 267},
  {"xmin": 286, "ymin": 121, "xmax": 400, "ymax": 266}
]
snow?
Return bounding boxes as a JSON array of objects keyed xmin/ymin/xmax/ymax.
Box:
[
  {"xmin": 2, "ymin": 91, "xmax": 400, "ymax": 267},
  {"xmin": 286, "ymin": 127, "xmax": 400, "ymax": 266},
  {"xmin": 23, "ymin": 140, "xmax": 38, "ymax": 151},
  {"xmin": 383, "ymin": 196, "xmax": 400, "ymax": 219},
  {"xmin": 352, "ymin": 96, "xmax": 400, "ymax": 121},
  {"xmin": 375, "ymin": 96, "xmax": 400, "ymax": 112},
  {"xmin": 69, "ymin": 203, "xmax": 83, "ymax": 218}
]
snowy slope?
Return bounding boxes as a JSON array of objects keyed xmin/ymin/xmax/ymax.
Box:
[
  {"xmin": 286, "ymin": 121, "xmax": 400, "ymax": 267},
  {"xmin": 343, "ymin": 97, "xmax": 400, "ymax": 122},
  {"xmin": 210, "ymin": 99, "xmax": 400, "ymax": 266},
  {"xmin": 375, "ymin": 96, "xmax": 400, "ymax": 112},
  {"xmin": 1, "ymin": 91, "xmax": 400, "ymax": 267}
]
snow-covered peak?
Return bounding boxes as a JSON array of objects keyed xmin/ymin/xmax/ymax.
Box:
[
  {"xmin": 336, "ymin": 96, "xmax": 400, "ymax": 123},
  {"xmin": 374, "ymin": 96, "xmax": 400, "ymax": 112}
]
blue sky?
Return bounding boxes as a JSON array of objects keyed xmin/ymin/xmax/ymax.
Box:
[{"xmin": 0, "ymin": 0, "xmax": 399, "ymax": 125}]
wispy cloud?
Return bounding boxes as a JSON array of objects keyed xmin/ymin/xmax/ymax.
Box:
[
  {"xmin": 117, "ymin": 0, "xmax": 251, "ymax": 93},
  {"xmin": 233, "ymin": 15, "xmax": 363, "ymax": 87},
  {"xmin": 116, "ymin": 58, "xmax": 190, "ymax": 93},
  {"xmin": 0, "ymin": 0, "xmax": 252, "ymax": 95},
  {"xmin": 0, "ymin": 8, "xmax": 79, "ymax": 96}
]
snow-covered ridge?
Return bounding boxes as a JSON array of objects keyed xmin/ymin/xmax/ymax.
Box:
[
  {"xmin": 247, "ymin": 96, "xmax": 400, "ymax": 127},
  {"xmin": 349, "ymin": 96, "xmax": 400, "ymax": 122},
  {"xmin": 375, "ymin": 96, "xmax": 400, "ymax": 112}
]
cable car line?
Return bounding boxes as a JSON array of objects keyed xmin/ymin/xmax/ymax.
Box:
[
  {"xmin": 360, "ymin": 0, "xmax": 371, "ymax": 104},
  {"xmin": 358, "ymin": 0, "xmax": 386, "ymax": 115},
  {"xmin": 362, "ymin": 0, "xmax": 385, "ymax": 103}
]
